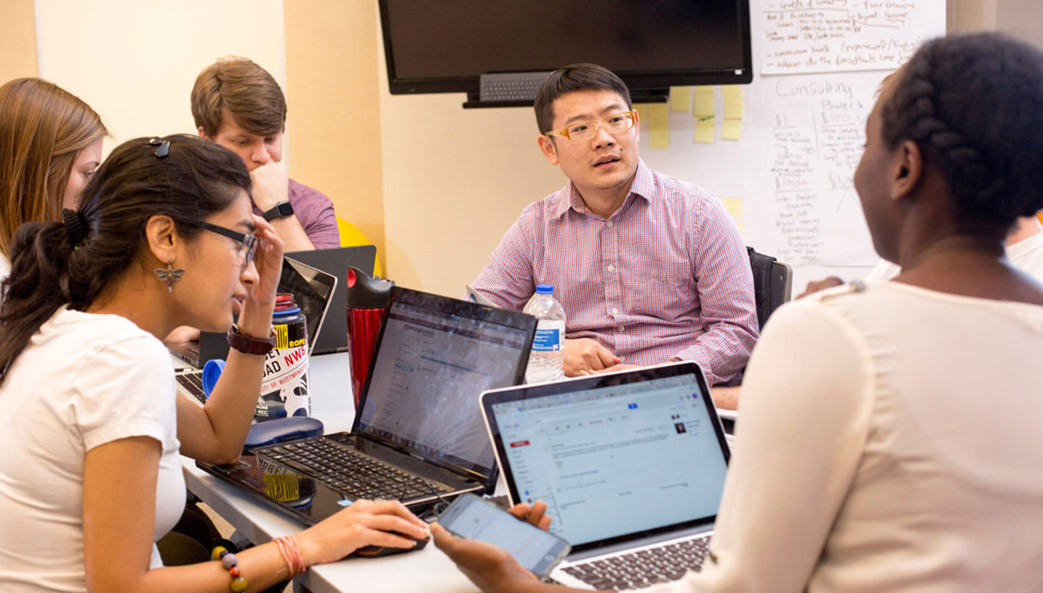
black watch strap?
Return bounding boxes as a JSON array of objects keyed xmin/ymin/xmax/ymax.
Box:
[{"xmin": 263, "ymin": 201, "xmax": 294, "ymax": 221}]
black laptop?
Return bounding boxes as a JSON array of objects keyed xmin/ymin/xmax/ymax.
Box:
[
  {"xmin": 197, "ymin": 286, "xmax": 537, "ymax": 523},
  {"xmin": 284, "ymin": 245, "xmax": 377, "ymax": 354}
]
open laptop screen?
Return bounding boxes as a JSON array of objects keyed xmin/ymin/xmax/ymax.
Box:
[
  {"xmin": 356, "ymin": 289, "xmax": 535, "ymax": 480},
  {"xmin": 484, "ymin": 363, "xmax": 729, "ymax": 550}
]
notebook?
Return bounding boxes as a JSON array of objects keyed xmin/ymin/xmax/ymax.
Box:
[
  {"xmin": 480, "ymin": 362, "xmax": 730, "ymax": 590},
  {"xmin": 174, "ymin": 257, "xmax": 337, "ymax": 404},
  {"xmin": 197, "ymin": 286, "xmax": 538, "ymax": 524},
  {"xmin": 284, "ymin": 245, "xmax": 377, "ymax": 354}
]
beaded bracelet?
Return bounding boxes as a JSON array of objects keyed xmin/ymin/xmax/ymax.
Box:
[
  {"xmin": 273, "ymin": 535, "xmax": 306, "ymax": 578},
  {"xmin": 211, "ymin": 545, "xmax": 247, "ymax": 593}
]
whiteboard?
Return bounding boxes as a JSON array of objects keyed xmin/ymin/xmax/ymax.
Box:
[{"xmin": 634, "ymin": 0, "xmax": 946, "ymax": 291}]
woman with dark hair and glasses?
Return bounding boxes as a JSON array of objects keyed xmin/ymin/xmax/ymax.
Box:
[
  {"xmin": 431, "ymin": 32, "xmax": 1043, "ymax": 593},
  {"xmin": 0, "ymin": 135, "xmax": 428, "ymax": 592}
]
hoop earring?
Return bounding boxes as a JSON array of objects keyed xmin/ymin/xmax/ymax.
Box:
[{"xmin": 154, "ymin": 261, "xmax": 185, "ymax": 293}]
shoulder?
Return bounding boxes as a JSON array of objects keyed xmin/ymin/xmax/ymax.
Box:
[
  {"xmin": 41, "ymin": 308, "xmax": 171, "ymax": 374},
  {"xmin": 1008, "ymin": 232, "xmax": 1043, "ymax": 281},
  {"xmin": 288, "ymin": 178, "xmax": 334, "ymax": 205},
  {"xmin": 644, "ymin": 167, "xmax": 726, "ymax": 220}
]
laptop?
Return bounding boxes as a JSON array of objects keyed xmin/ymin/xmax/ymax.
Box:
[
  {"xmin": 284, "ymin": 245, "xmax": 377, "ymax": 354},
  {"xmin": 174, "ymin": 257, "xmax": 338, "ymax": 404},
  {"xmin": 480, "ymin": 362, "xmax": 730, "ymax": 590},
  {"xmin": 197, "ymin": 286, "xmax": 537, "ymax": 524}
]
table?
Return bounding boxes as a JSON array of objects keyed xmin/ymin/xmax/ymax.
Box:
[{"xmin": 181, "ymin": 352, "xmax": 480, "ymax": 593}]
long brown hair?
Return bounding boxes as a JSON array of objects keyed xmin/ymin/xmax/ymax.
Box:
[
  {"xmin": 0, "ymin": 135, "xmax": 250, "ymax": 381},
  {"xmin": 0, "ymin": 78, "xmax": 107, "ymax": 258}
]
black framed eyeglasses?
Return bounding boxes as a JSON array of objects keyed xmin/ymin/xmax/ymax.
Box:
[{"xmin": 199, "ymin": 222, "xmax": 258, "ymax": 269}]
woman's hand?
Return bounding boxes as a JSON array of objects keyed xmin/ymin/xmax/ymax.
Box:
[
  {"xmin": 296, "ymin": 499, "xmax": 430, "ymax": 566},
  {"xmin": 431, "ymin": 522, "xmax": 541, "ymax": 593},
  {"xmin": 246, "ymin": 214, "xmax": 284, "ymax": 307}
]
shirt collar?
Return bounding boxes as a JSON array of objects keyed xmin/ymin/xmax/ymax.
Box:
[{"xmin": 552, "ymin": 159, "xmax": 654, "ymax": 220}]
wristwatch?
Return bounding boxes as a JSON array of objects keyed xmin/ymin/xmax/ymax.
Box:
[
  {"xmin": 262, "ymin": 201, "xmax": 294, "ymax": 221},
  {"xmin": 226, "ymin": 324, "xmax": 277, "ymax": 355}
]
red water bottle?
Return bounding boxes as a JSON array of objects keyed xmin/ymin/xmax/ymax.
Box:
[{"xmin": 346, "ymin": 267, "xmax": 393, "ymax": 408}]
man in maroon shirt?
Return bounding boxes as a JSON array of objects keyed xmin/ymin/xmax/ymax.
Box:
[{"xmin": 191, "ymin": 57, "xmax": 340, "ymax": 252}]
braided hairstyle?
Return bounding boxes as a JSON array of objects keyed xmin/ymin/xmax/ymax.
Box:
[
  {"xmin": 881, "ymin": 33, "xmax": 1043, "ymax": 232},
  {"xmin": 0, "ymin": 134, "xmax": 250, "ymax": 381}
]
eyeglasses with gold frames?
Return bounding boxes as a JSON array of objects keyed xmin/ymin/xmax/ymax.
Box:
[{"xmin": 546, "ymin": 111, "xmax": 637, "ymax": 142}]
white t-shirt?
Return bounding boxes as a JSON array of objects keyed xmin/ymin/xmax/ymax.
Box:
[
  {"xmin": 866, "ymin": 231, "xmax": 1043, "ymax": 282},
  {"xmin": 652, "ymin": 282, "xmax": 1043, "ymax": 593},
  {"xmin": 0, "ymin": 307, "xmax": 184, "ymax": 592}
]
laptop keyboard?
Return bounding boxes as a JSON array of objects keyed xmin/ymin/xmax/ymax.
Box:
[
  {"xmin": 258, "ymin": 438, "xmax": 455, "ymax": 501},
  {"xmin": 175, "ymin": 370, "xmax": 207, "ymax": 405},
  {"xmin": 561, "ymin": 534, "xmax": 712, "ymax": 590}
]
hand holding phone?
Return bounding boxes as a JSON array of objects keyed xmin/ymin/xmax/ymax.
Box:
[{"xmin": 437, "ymin": 493, "xmax": 570, "ymax": 580}]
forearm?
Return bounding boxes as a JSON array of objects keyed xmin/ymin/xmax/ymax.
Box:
[
  {"xmin": 187, "ymin": 300, "xmax": 275, "ymax": 463},
  {"xmin": 267, "ymin": 216, "xmax": 314, "ymax": 252},
  {"xmin": 112, "ymin": 541, "xmax": 293, "ymax": 593},
  {"xmin": 671, "ymin": 320, "xmax": 756, "ymax": 384}
]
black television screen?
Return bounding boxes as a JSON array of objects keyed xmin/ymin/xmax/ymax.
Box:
[{"xmin": 379, "ymin": 0, "xmax": 752, "ymax": 106}]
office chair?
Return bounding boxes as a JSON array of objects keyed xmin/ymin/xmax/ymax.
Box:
[
  {"xmin": 336, "ymin": 216, "xmax": 382, "ymax": 277},
  {"xmin": 746, "ymin": 246, "xmax": 793, "ymax": 330}
]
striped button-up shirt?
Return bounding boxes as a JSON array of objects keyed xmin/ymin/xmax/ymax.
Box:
[{"xmin": 471, "ymin": 161, "xmax": 758, "ymax": 384}]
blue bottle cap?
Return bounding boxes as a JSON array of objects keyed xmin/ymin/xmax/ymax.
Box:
[
  {"xmin": 535, "ymin": 284, "xmax": 553, "ymax": 294},
  {"xmin": 202, "ymin": 358, "xmax": 226, "ymax": 398}
]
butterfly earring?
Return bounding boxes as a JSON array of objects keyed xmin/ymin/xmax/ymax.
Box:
[{"xmin": 155, "ymin": 261, "xmax": 185, "ymax": 293}]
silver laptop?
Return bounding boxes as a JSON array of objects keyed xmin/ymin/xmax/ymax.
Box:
[{"xmin": 480, "ymin": 362, "xmax": 730, "ymax": 590}]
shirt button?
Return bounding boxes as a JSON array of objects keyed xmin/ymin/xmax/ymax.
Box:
[
  {"xmin": 612, "ymin": 308, "xmax": 619, "ymax": 315},
  {"xmin": 617, "ymin": 326, "xmax": 625, "ymax": 332},
  {"xmin": 607, "ymin": 264, "xmax": 616, "ymax": 272},
  {"xmin": 606, "ymin": 221, "xmax": 614, "ymax": 228}
]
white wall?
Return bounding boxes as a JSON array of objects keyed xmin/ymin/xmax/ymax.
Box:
[{"xmin": 35, "ymin": 0, "xmax": 285, "ymax": 156}]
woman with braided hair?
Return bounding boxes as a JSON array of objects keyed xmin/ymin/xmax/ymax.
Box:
[
  {"xmin": 431, "ymin": 33, "xmax": 1043, "ymax": 593},
  {"xmin": 0, "ymin": 135, "xmax": 428, "ymax": 592}
]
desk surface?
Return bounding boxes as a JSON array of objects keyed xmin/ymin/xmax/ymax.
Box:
[{"xmin": 181, "ymin": 352, "xmax": 480, "ymax": 593}]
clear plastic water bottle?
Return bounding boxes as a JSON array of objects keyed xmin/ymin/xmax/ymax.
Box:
[{"xmin": 523, "ymin": 284, "xmax": 566, "ymax": 383}]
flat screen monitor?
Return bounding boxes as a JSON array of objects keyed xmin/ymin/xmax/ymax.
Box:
[{"xmin": 379, "ymin": 0, "xmax": 752, "ymax": 106}]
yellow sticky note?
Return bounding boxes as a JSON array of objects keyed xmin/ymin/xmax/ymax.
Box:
[
  {"xmin": 649, "ymin": 103, "xmax": 670, "ymax": 149},
  {"xmin": 693, "ymin": 86, "xmax": 715, "ymax": 116},
  {"xmin": 721, "ymin": 118, "xmax": 742, "ymax": 141},
  {"xmin": 721, "ymin": 198, "xmax": 742, "ymax": 220},
  {"xmin": 721, "ymin": 85, "xmax": 743, "ymax": 120},
  {"xmin": 694, "ymin": 115, "xmax": 715, "ymax": 144},
  {"xmin": 669, "ymin": 86, "xmax": 692, "ymax": 112}
]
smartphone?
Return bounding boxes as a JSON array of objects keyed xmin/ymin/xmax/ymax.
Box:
[{"xmin": 438, "ymin": 493, "xmax": 571, "ymax": 579}]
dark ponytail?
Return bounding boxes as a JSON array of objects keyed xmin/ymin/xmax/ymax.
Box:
[{"xmin": 0, "ymin": 134, "xmax": 250, "ymax": 380}]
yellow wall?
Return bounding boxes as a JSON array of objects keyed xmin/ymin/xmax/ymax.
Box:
[
  {"xmin": 284, "ymin": 1, "xmax": 386, "ymax": 268},
  {"xmin": 0, "ymin": 0, "xmax": 37, "ymax": 81}
]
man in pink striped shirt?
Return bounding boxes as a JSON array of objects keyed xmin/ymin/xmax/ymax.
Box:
[{"xmin": 471, "ymin": 64, "xmax": 758, "ymax": 385}]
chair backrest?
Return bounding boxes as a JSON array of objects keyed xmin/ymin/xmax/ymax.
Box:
[
  {"xmin": 336, "ymin": 216, "xmax": 382, "ymax": 277},
  {"xmin": 746, "ymin": 247, "xmax": 793, "ymax": 329}
]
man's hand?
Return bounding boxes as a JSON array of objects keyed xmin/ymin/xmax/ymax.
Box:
[
  {"xmin": 797, "ymin": 276, "xmax": 843, "ymax": 299},
  {"xmin": 563, "ymin": 338, "xmax": 620, "ymax": 376},
  {"xmin": 710, "ymin": 386, "xmax": 740, "ymax": 411},
  {"xmin": 249, "ymin": 160, "xmax": 290, "ymax": 211}
]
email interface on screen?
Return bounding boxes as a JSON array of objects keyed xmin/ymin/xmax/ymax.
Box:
[
  {"xmin": 492, "ymin": 374, "xmax": 727, "ymax": 546},
  {"xmin": 359, "ymin": 301, "xmax": 529, "ymax": 475}
]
